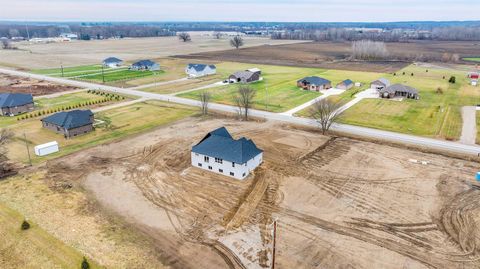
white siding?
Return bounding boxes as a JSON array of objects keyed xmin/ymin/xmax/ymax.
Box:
[
  {"xmin": 186, "ymin": 66, "xmax": 216, "ymax": 77},
  {"xmin": 191, "ymin": 152, "xmax": 262, "ymax": 180}
]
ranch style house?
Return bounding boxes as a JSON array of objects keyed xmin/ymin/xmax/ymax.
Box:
[
  {"xmin": 297, "ymin": 76, "xmax": 332, "ymax": 91},
  {"xmin": 186, "ymin": 64, "xmax": 217, "ymax": 77},
  {"xmin": 0, "ymin": 93, "xmax": 34, "ymax": 116},
  {"xmin": 41, "ymin": 110, "xmax": 95, "ymax": 138}
]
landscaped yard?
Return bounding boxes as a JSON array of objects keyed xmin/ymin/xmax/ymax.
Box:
[
  {"xmin": 338, "ymin": 64, "xmax": 480, "ymax": 140},
  {"xmin": 0, "ymin": 201, "xmax": 101, "ymax": 268},
  {"xmin": 7, "ymin": 101, "xmax": 197, "ymax": 164},
  {"xmin": 177, "ymin": 62, "xmax": 382, "ymax": 113}
]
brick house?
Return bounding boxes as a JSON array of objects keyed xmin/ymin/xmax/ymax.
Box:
[
  {"xmin": 297, "ymin": 76, "xmax": 332, "ymax": 91},
  {"xmin": 41, "ymin": 110, "xmax": 94, "ymax": 138}
]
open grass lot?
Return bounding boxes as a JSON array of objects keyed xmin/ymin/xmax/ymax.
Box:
[
  {"xmin": 0, "ymin": 201, "xmax": 101, "ymax": 268},
  {"xmin": 338, "ymin": 64, "xmax": 480, "ymax": 140},
  {"xmin": 477, "ymin": 111, "xmax": 480, "ymax": 144},
  {"xmin": 463, "ymin": 57, "xmax": 480, "ymax": 63},
  {"xmin": 143, "ymin": 74, "xmax": 222, "ymax": 94},
  {"xmin": 7, "ymin": 101, "xmax": 197, "ymax": 164},
  {"xmin": 32, "ymin": 64, "xmax": 105, "ymax": 76},
  {"xmin": 78, "ymin": 69, "xmax": 160, "ymax": 83},
  {"xmin": 178, "ymin": 62, "xmax": 382, "ymax": 112}
]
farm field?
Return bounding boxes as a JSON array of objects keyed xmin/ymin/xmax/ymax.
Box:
[
  {"xmin": 6, "ymin": 100, "xmax": 197, "ymax": 164},
  {"xmin": 0, "ymin": 201, "xmax": 101, "ymax": 268},
  {"xmin": 11, "ymin": 117, "xmax": 479, "ymax": 269},
  {"xmin": 338, "ymin": 64, "xmax": 480, "ymax": 140},
  {"xmin": 179, "ymin": 40, "xmax": 480, "ymax": 72},
  {"xmin": 178, "ymin": 62, "xmax": 382, "ymax": 112},
  {"xmin": 0, "ymin": 34, "xmax": 303, "ymax": 70}
]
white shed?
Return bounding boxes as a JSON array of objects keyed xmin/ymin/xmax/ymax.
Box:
[{"xmin": 34, "ymin": 141, "xmax": 59, "ymax": 156}]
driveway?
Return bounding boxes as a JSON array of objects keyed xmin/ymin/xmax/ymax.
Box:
[
  {"xmin": 281, "ymin": 88, "xmax": 345, "ymax": 116},
  {"xmin": 460, "ymin": 106, "xmax": 477, "ymax": 145},
  {"xmin": 335, "ymin": 88, "xmax": 379, "ymax": 115}
]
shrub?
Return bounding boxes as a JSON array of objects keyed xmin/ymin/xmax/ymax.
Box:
[
  {"xmin": 449, "ymin": 76, "xmax": 456, "ymax": 84},
  {"xmin": 402, "ymin": 72, "xmax": 406, "ymax": 75},
  {"xmin": 21, "ymin": 220, "xmax": 30, "ymax": 230},
  {"xmin": 411, "ymin": 73, "xmax": 414, "ymax": 76},
  {"xmin": 426, "ymin": 69, "xmax": 429, "ymax": 73},
  {"xmin": 443, "ymin": 76, "xmax": 446, "ymax": 79},
  {"xmin": 436, "ymin": 87, "xmax": 444, "ymax": 94},
  {"xmin": 81, "ymin": 257, "xmax": 90, "ymax": 269},
  {"xmin": 393, "ymin": 73, "xmax": 396, "ymax": 76}
]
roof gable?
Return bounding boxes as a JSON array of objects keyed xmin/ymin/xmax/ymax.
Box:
[
  {"xmin": 298, "ymin": 76, "xmax": 331, "ymax": 86},
  {"xmin": 188, "ymin": 64, "xmax": 216, "ymax": 72},
  {"xmin": 103, "ymin": 57, "xmax": 122, "ymax": 63}
]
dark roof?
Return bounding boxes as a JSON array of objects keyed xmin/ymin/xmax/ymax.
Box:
[
  {"xmin": 338, "ymin": 79, "xmax": 354, "ymax": 86},
  {"xmin": 0, "ymin": 93, "xmax": 33, "ymax": 108},
  {"xmin": 132, "ymin": 60, "xmax": 158, "ymax": 67},
  {"xmin": 371, "ymin": 78, "xmax": 390, "ymax": 86},
  {"xmin": 230, "ymin": 70, "xmax": 256, "ymax": 80},
  {"xmin": 103, "ymin": 57, "xmax": 122, "ymax": 64},
  {"xmin": 192, "ymin": 127, "xmax": 263, "ymax": 164},
  {"xmin": 188, "ymin": 64, "xmax": 216, "ymax": 72},
  {"xmin": 381, "ymin": 84, "xmax": 418, "ymax": 95},
  {"xmin": 42, "ymin": 110, "xmax": 93, "ymax": 129},
  {"xmin": 297, "ymin": 76, "xmax": 331, "ymax": 86}
]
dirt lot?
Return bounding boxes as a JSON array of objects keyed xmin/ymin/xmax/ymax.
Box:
[
  {"xmin": 0, "ymin": 33, "xmax": 303, "ymax": 70},
  {"xmin": 177, "ymin": 40, "xmax": 480, "ymax": 72},
  {"xmin": 0, "ymin": 73, "xmax": 78, "ymax": 96},
  {"xmin": 19, "ymin": 116, "xmax": 478, "ymax": 269}
]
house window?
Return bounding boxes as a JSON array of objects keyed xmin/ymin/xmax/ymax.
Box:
[
  {"xmin": 232, "ymin": 162, "xmax": 235, "ymax": 167},
  {"xmin": 242, "ymin": 173, "xmax": 246, "ymax": 177},
  {"xmin": 204, "ymin": 156, "xmax": 209, "ymax": 163},
  {"xmin": 230, "ymin": 172, "xmax": 234, "ymax": 176},
  {"xmin": 195, "ymin": 153, "xmax": 199, "ymax": 156},
  {"xmin": 219, "ymin": 169, "xmax": 223, "ymax": 173},
  {"xmin": 208, "ymin": 166, "xmax": 212, "ymax": 170},
  {"xmin": 198, "ymin": 163, "xmax": 202, "ymax": 167},
  {"xmin": 215, "ymin": 158, "xmax": 223, "ymax": 164}
]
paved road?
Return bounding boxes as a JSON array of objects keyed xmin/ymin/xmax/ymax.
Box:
[
  {"xmin": 460, "ymin": 106, "xmax": 477, "ymax": 145},
  {"xmin": 2, "ymin": 67, "xmax": 480, "ymax": 156}
]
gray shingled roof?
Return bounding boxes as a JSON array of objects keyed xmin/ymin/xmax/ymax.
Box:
[
  {"xmin": 371, "ymin": 78, "xmax": 390, "ymax": 87},
  {"xmin": 41, "ymin": 110, "xmax": 93, "ymax": 130},
  {"xmin": 188, "ymin": 64, "xmax": 216, "ymax": 72},
  {"xmin": 297, "ymin": 76, "xmax": 331, "ymax": 86},
  {"xmin": 381, "ymin": 84, "xmax": 418, "ymax": 95},
  {"xmin": 0, "ymin": 93, "xmax": 33, "ymax": 108},
  {"xmin": 338, "ymin": 79, "xmax": 354, "ymax": 86},
  {"xmin": 132, "ymin": 60, "xmax": 158, "ymax": 68},
  {"xmin": 192, "ymin": 127, "xmax": 263, "ymax": 164},
  {"xmin": 231, "ymin": 70, "xmax": 256, "ymax": 80},
  {"xmin": 103, "ymin": 57, "xmax": 122, "ymax": 64}
]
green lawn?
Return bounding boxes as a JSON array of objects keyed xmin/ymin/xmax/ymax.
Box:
[
  {"xmin": 463, "ymin": 57, "xmax": 480, "ymax": 63},
  {"xmin": 338, "ymin": 65, "xmax": 480, "ymax": 140},
  {"xmin": 0, "ymin": 202, "xmax": 101, "ymax": 268},
  {"xmin": 32, "ymin": 65, "xmax": 104, "ymax": 76},
  {"xmin": 178, "ymin": 62, "xmax": 382, "ymax": 113},
  {"xmin": 7, "ymin": 101, "xmax": 197, "ymax": 164},
  {"xmin": 477, "ymin": 111, "xmax": 480, "ymax": 145},
  {"xmin": 78, "ymin": 69, "xmax": 162, "ymax": 83}
]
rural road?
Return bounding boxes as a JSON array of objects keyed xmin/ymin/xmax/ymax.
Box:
[
  {"xmin": 460, "ymin": 106, "xmax": 477, "ymax": 145},
  {"xmin": 2, "ymin": 67, "xmax": 480, "ymax": 157}
]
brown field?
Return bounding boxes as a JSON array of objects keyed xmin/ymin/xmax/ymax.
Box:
[
  {"xmin": 4, "ymin": 116, "xmax": 479, "ymax": 269},
  {"xmin": 0, "ymin": 33, "xmax": 303, "ymax": 70},
  {"xmin": 0, "ymin": 73, "xmax": 78, "ymax": 96},
  {"xmin": 177, "ymin": 40, "xmax": 480, "ymax": 72}
]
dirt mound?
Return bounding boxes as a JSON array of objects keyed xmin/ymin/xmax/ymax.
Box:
[{"xmin": 0, "ymin": 74, "xmax": 78, "ymax": 96}]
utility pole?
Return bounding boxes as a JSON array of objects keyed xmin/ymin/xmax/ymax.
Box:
[
  {"xmin": 23, "ymin": 132, "xmax": 32, "ymax": 166},
  {"xmin": 61, "ymin": 64, "xmax": 64, "ymax": 77},
  {"xmin": 271, "ymin": 218, "xmax": 277, "ymax": 269},
  {"xmin": 101, "ymin": 65, "xmax": 105, "ymax": 83},
  {"xmin": 265, "ymin": 79, "xmax": 268, "ymax": 111},
  {"xmin": 25, "ymin": 24, "xmax": 30, "ymax": 40}
]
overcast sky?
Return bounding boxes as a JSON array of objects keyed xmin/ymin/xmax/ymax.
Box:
[{"xmin": 0, "ymin": 0, "xmax": 478, "ymax": 22}]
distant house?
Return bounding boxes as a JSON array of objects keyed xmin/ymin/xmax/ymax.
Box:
[
  {"xmin": 59, "ymin": 33, "xmax": 78, "ymax": 40},
  {"xmin": 103, "ymin": 57, "xmax": 123, "ymax": 68},
  {"xmin": 186, "ymin": 64, "xmax": 217, "ymax": 77},
  {"xmin": 297, "ymin": 76, "xmax": 332, "ymax": 91},
  {"xmin": 379, "ymin": 84, "xmax": 419, "ymax": 99},
  {"xmin": 41, "ymin": 110, "xmax": 94, "ymax": 138},
  {"xmin": 191, "ymin": 127, "xmax": 263, "ymax": 180},
  {"xmin": 371, "ymin": 78, "xmax": 391, "ymax": 91},
  {"xmin": 0, "ymin": 93, "xmax": 34, "ymax": 116},
  {"xmin": 336, "ymin": 79, "xmax": 354, "ymax": 90},
  {"xmin": 228, "ymin": 68, "xmax": 261, "ymax": 84},
  {"xmin": 130, "ymin": 60, "xmax": 160, "ymax": 71},
  {"xmin": 467, "ymin": 72, "xmax": 479, "ymax": 80}
]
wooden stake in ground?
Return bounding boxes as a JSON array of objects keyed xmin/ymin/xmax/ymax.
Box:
[{"xmin": 272, "ymin": 218, "xmax": 277, "ymax": 269}]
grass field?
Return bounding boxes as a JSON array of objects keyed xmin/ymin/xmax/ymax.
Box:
[
  {"xmin": 0, "ymin": 201, "xmax": 101, "ymax": 268},
  {"xmin": 463, "ymin": 57, "xmax": 480, "ymax": 63},
  {"xmin": 32, "ymin": 64, "xmax": 104, "ymax": 76},
  {"xmin": 7, "ymin": 101, "xmax": 197, "ymax": 164},
  {"xmin": 338, "ymin": 64, "xmax": 480, "ymax": 140},
  {"xmin": 477, "ymin": 111, "xmax": 480, "ymax": 144},
  {"xmin": 178, "ymin": 62, "xmax": 382, "ymax": 112}
]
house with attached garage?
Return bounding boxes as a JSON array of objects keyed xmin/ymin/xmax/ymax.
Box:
[
  {"xmin": 228, "ymin": 68, "xmax": 262, "ymax": 84},
  {"xmin": 0, "ymin": 93, "xmax": 34, "ymax": 116},
  {"xmin": 41, "ymin": 110, "xmax": 94, "ymax": 138},
  {"xmin": 102, "ymin": 57, "xmax": 123, "ymax": 68},
  {"xmin": 371, "ymin": 78, "xmax": 390, "ymax": 90},
  {"xmin": 130, "ymin": 60, "xmax": 160, "ymax": 71},
  {"xmin": 336, "ymin": 79, "xmax": 354, "ymax": 90},
  {"xmin": 191, "ymin": 127, "xmax": 263, "ymax": 180},
  {"xmin": 186, "ymin": 64, "xmax": 217, "ymax": 77},
  {"xmin": 379, "ymin": 84, "xmax": 419, "ymax": 99},
  {"xmin": 297, "ymin": 76, "xmax": 332, "ymax": 91}
]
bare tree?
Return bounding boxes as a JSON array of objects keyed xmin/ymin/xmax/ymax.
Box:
[
  {"xmin": 234, "ymin": 86, "xmax": 256, "ymax": 121},
  {"xmin": 199, "ymin": 90, "xmax": 211, "ymax": 115},
  {"xmin": 230, "ymin": 36, "xmax": 244, "ymax": 49},
  {"xmin": 178, "ymin": 32, "xmax": 191, "ymax": 42},
  {"xmin": 213, "ymin": 32, "xmax": 223, "ymax": 39},
  {"xmin": 0, "ymin": 129, "xmax": 13, "ymax": 175},
  {"xmin": 309, "ymin": 99, "xmax": 342, "ymax": 135},
  {"xmin": 351, "ymin": 40, "xmax": 388, "ymax": 60}
]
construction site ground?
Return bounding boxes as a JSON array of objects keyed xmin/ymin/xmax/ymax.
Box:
[{"xmin": 3, "ymin": 116, "xmax": 480, "ymax": 269}]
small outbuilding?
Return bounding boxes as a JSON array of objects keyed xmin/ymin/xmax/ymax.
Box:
[
  {"xmin": 468, "ymin": 72, "xmax": 479, "ymax": 80},
  {"xmin": 34, "ymin": 141, "xmax": 59, "ymax": 156},
  {"xmin": 371, "ymin": 78, "xmax": 390, "ymax": 91},
  {"xmin": 191, "ymin": 127, "xmax": 263, "ymax": 180},
  {"xmin": 379, "ymin": 84, "xmax": 419, "ymax": 99},
  {"xmin": 130, "ymin": 60, "xmax": 160, "ymax": 71},
  {"xmin": 0, "ymin": 93, "xmax": 34, "ymax": 116},
  {"xmin": 103, "ymin": 57, "xmax": 123, "ymax": 68},
  {"xmin": 41, "ymin": 110, "xmax": 94, "ymax": 138},
  {"xmin": 297, "ymin": 76, "xmax": 332, "ymax": 91},
  {"xmin": 336, "ymin": 79, "xmax": 354, "ymax": 90},
  {"xmin": 228, "ymin": 69, "xmax": 261, "ymax": 84},
  {"xmin": 186, "ymin": 64, "xmax": 217, "ymax": 77}
]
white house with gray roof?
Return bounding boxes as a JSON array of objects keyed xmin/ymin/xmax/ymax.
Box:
[
  {"xmin": 191, "ymin": 127, "xmax": 263, "ymax": 180},
  {"xmin": 186, "ymin": 64, "xmax": 216, "ymax": 77}
]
